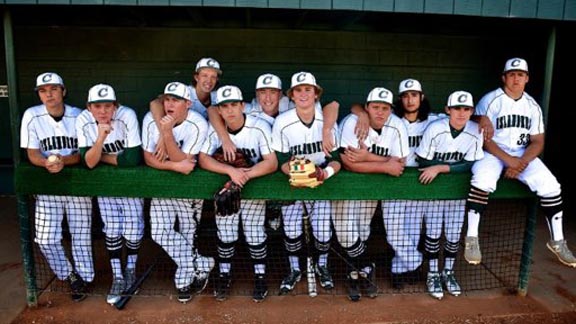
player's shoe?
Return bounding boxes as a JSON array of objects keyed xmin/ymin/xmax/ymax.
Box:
[
  {"xmin": 279, "ymin": 269, "xmax": 301, "ymax": 294},
  {"xmin": 214, "ymin": 272, "xmax": 231, "ymax": 301},
  {"xmin": 106, "ymin": 277, "xmax": 125, "ymax": 305},
  {"xmin": 315, "ymin": 265, "xmax": 334, "ymax": 290},
  {"xmin": 426, "ymin": 272, "xmax": 443, "ymax": 300},
  {"xmin": 191, "ymin": 270, "xmax": 211, "ymax": 295},
  {"xmin": 346, "ymin": 270, "xmax": 361, "ymax": 302},
  {"xmin": 441, "ymin": 269, "xmax": 462, "ymax": 296},
  {"xmin": 123, "ymin": 268, "xmax": 138, "ymax": 294},
  {"xmin": 252, "ymin": 274, "xmax": 268, "ymax": 303},
  {"xmin": 391, "ymin": 273, "xmax": 404, "ymax": 290},
  {"xmin": 67, "ymin": 271, "xmax": 87, "ymax": 303},
  {"xmin": 464, "ymin": 236, "xmax": 482, "ymax": 265},
  {"xmin": 547, "ymin": 239, "xmax": 576, "ymax": 267},
  {"xmin": 177, "ymin": 285, "xmax": 192, "ymax": 304},
  {"xmin": 360, "ymin": 263, "xmax": 378, "ymax": 298}
]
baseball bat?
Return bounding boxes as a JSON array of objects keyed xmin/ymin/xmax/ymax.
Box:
[
  {"xmin": 114, "ymin": 259, "xmax": 157, "ymax": 310},
  {"xmin": 302, "ymin": 202, "xmax": 318, "ymax": 298}
]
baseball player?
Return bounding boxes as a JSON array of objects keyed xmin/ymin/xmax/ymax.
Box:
[
  {"xmin": 142, "ymin": 81, "xmax": 214, "ymax": 303},
  {"xmin": 76, "ymin": 84, "xmax": 144, "ymax": 305},
  {"xmin": 415, "ymin": 91, "xmax": 484, "ymax": 299},
  {"xmin": 338, "ymin": 87, "xmax": 409, "ymax": 301},
  {"xmin": 149, "ymin": 57, "xmax": 221, "ymax": 159},
  {"xmin": 464, "ymin": 58, "xmax": 576, "ymax": 267},
  {"xmin": 272, "ymin": 71, "xmax": 341, "ymax": 294},
  {"xmin": 20, "ymin": 72, "xmax": 93, "ymax": 302},
  {"xmin": 198, "ymin": 85, "xmax": 278, "ymax": 303},
  {"xmin": 208, "ymin": 73, "xmax": 340, "ymax": 161}
]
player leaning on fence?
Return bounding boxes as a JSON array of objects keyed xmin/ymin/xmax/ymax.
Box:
[
  {"xmin": 142, "ymin": 81, "xmax": 215, "ymax": 303},
  {"xmin": 198, "ymin": 85, "xmax": 278, "ymax": 303},
  {"xmin": 20, "ymin": 72, "xmax": 93, "ymax": 302},
  {"xmin": 463, "ymin": 58, "xmax": 576, "ymax": 268},
  {"xmin": 76, "ymin": 84, "xmax": 145, "ymax": 305},
  {"xmin": 271, "ymin": 71, "xmax": 341, "ymax": 294}
]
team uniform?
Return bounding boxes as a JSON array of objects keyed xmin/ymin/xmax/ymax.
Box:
[
  {"xmin": 337, "ymin": 111, "xmax": 409, "ymax": 293},
  {"xmin": 201, "ymin": 114, "xmax": 273, "ymax": 301},
  {"xmin": 416, "ymin": 91, "xmax": 484, "ymax": 299},
  {"xmin": 20, "ymin": 103, "xmax": 94, "ymax": 288},
  {"xmin": 141, "ymin": 109, "xmax": 212, "ymax": 291},
  {"xmin": 76, "ymin": 103, "xmax": 144, "ymax": 303},
  {"xmin": 245, "ymin": 96, "xmax": 322, "ymax": 126},
  {"xmin": 187, "ymin": 87, "xmax": 217, "ymax": 119},
  {"xmin": 272, "ymin": 107, "xmax": 339, "ymax": 291}
]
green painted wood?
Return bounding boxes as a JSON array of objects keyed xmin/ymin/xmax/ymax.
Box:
[
  {"xmin": 425, "ymin": 0, "xmax": 453, "ymax": 15},
  {"xmin": 300, "ymin": 0, "xmax": 331, "ymax": 10},
  {"xmin": 395, "ymin": 0, "xmax": 424, "ymax": 13},
  {"xmin": 510, "ymin": 0, "xmax": 537, "ymax": 18},
  {"xmin": 454, "ymin": 0, "xmax": 482, "ymax": 16},
  {"xmin": 204, "ymin": 0, "xmax": 235, "ymax": 7},
  {"xmin": 482, "ymin": 0, "xmax": 510, "ymax": 17},
  {"xmin": 237, "ymin": 0, "xmax": 268, "ymax": 8},
  {"xmin": 565, "ymin": 0, "xmax": 576, "ymax": 20},
  {"xmin": 14, "ymin": 164, "xmax": 533, "ymax": 199},
  {"xmin": 105, "ymin": 0, "xmax": 137, "ymax": 4},
  {"xmin": 38, "ymin": 0, "xmax": 70, "ymax": 4},
  {"xmin": 170, "ymin": 0, "xmax": 202, "ymax": 5},
  {"xmin": 70, "ymin": 0, "xmax": 103, "ymax": 4},
  {"xmin": 5, "ymin": 0, "xmax": 36, "ymax": 4},
  {"xmin": 269, "ymin": 0, "xmax": 299, "ymax": 9},
  {"xmin": 332, "ymin": 0, "xmax": 363, "ymax": 11},
  {"xmin": 363, "ymin": 0, "xmax": 393, "ymax": 12},
  {"xmin": 537, "ymin": 0, "xmax": 565, "ymax": 20}
]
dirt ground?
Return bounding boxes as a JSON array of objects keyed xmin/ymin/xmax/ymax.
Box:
[{"xmin": 11, "ymin": 288, "xmax": 576, "ymax": 324}]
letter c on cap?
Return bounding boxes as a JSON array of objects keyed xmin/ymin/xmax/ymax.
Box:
[
  {"xmin": 167, "ymin": 83, "xmax": 178, "ymax": 92},
  {"xmin": 511, "ymin": 59, "xmax": 521, "ymax": 68},
  {"xmin": 458, "ymin": 94, "xmax": 468, "ymax": 103},
  {"xmin": 379, "ymin": 90, "xmax": 389, "ymax": 99},
  {"xmin": 222, "ymin": 88, "xmax": 232, "ymax": 98},
  {"xmin": 263, "ymin": 76, "xmax": 272, "ymax": 85},
  {"xmin": 296, "ymin": 73, "xmax": 307, "ymax": 82},
  {"xmin": 404, "ymin": 80, "xmax": 413, "ymax": 89},
  {"xmin": 42, "ymin": 74, "xmax": 53, "ymax": 83},
  {"xmin": 98, "ymin": 87, "xmax": 108, "ymax": 98},
  {"xmin": 207, "ymin": 59, "xmax": 216, "ymax": 67}
]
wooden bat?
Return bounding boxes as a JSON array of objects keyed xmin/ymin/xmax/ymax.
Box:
[
  {"xmin": 302, "ymin": 202, "xmax": 317, "ymax": 297},
  {"xmin": 114, "ymin": 259, "xmax": 156, "ymax": 310}
]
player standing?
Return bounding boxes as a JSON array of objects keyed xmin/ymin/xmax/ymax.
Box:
[
  {"xmin": 272, "ymin": 71, "xmax": 341, "ymax": 294},
  {"xmin": 76, "ymin": 84, "xmax": 144, "ymax": 305},
  {"xmin": 198, "ymin": 85, "xmax": 278, "ymax": 303},
  {"xmin": 416, "ymin": 91, "xmax": 484, "ymax": 299},
  {"xmin": 338, "ymin": 87, "xmax": 408, "ymax": 301},
  {"xmin": 142, "ymin": 81, "xmax": 214, "ymax": 303},
  {"xmin": 20, "ymin": 72, "xmax": 93, "ymax": 302},
  {"xmin": 464, "ymin": 58, "xmax": 576, "ymax": 267}
]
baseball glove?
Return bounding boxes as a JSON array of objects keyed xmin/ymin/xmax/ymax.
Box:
[
  {"xmin": 212, "ymin": 147, "xmax": 254, "ymax": 168},
  {"xmin": 214, "ymin": 180, "xmax": 242, "ymax": 216},
  {"xmin": 288, "ymin": 156, "xmax": 325, "ymax": 188}
]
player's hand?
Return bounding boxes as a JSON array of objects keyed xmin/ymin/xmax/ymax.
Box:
[
  {"xmin": 506, "ymin": 156, "xmax": 528, "ymax": 173},
  {"xmin": 159, "ymin": 115, "xmax": 176, "ymax": 133},
  {"xmin": 173, "ymin": 158, "xmax": 196, "ymax": 175},
  {"xmin": 45, "ymin": 155, "xmax": 64, "ymax": 174},
  {"xmin": 322, "ymin": 128, "xmax": 335, "ymax": 157},
  {"xmin": 221, "ymin": 137, "xmax": 237, "ymax": 162},
  {"xmin": 227, "ymin": 167, "xmax": 250, "ymax": 187},
  {"xmin": 354, "ymin": 111, "xmax": 370, "ymax": 142},
  {"xmin": 418, "ymin": 166, "xmax": 441, "ymax": 184},
  {"xmin": 97, "ymin": 123, "xmax": 113, "ymax": 140},
  {"xmin": 154, "ymin": 136, "xmax": 168, "ymax": 162},
  {"xmin": 385, "ymin": 158, "xmax": 405, "ymax": 177},
  {"xmin": 477, "ymin": 116, "xmax": 494, "ymax": 142},
  {"xmin": 503, "ymin": 167, "xmax": 521, "ymax": 179},
  {"xmin": 344, "ymin": 142, "xmax": 370, "ymax": 162}
]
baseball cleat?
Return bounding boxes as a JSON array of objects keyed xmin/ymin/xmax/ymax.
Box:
[
  {"xmin": 279, "ymin": 270, "xmax": 301, "ymax": 295},
  {"xmin": 316, "ymin": 265, "xmax": 334, "ymax": 290},
  {"xmin": 547, "ymin": 239, "xmax": 576, "ymax": 267},
  {"xmin": 464, "ymin": 236, "xmax": 482, "ymax": 265},
  {"xmin": 441, "ymin": 269, "xmax": 462, "ymax": 296},
  {"xmin": 106, "ymin": 277, "xmax": 125, "ymax": 305},
  {"xmin": 426, "ymin": 272, "xmax": 443, "ymax": 300},
  {"xmin": 67, "ymin": 271, "xmax": 87, "ymax": 303},
  {"xmin": 214, "ymin": 272, "xmax": 231, "ymax": 301},
  {"xmin": 123, "ymin": 268, "xmax": 138, "ymax": 295},
  {"xmin": 177, "ymin": 285, "xmax": 192, "ymax": 304},
  {"xmin": 346, "ymin": 271, "xmax": 361, "ymax": 302},
  {"xmin": 360, "ymin": 263, "xmax": 378, "ymax": 298},
  {"xmin": 252, "ymin": 274, "xmax": 268, "ymax": 303}
]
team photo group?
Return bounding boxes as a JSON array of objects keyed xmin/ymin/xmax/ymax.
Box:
[{"xmin": 20, "ymin": 56, "xmax": 576, "ymax": 306}]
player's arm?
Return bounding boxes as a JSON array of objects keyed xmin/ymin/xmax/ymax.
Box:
[
  {"xmin": 350, "ymin": 103, "xmax": 369, "ymax": 141},
  {"xmin": 158, "ymin": 115, "xmax": 187, "ymax": 162},
  {"xmin": 340, "ymin": 149, "xmax": 404, "ymax": 176},
  {"xmin": 245, "ymin": 152, "xmax": 278, "ymax": 180},
  {"xmin": 143, "ymin": 150, "xmax": 195, "ymax": 175},
  {"xmin": 82, "ymin": 123, "xmax": 113, "ymax": 169},
  {"xmin": 149, "ymin": 96, "xmax": 168, "ymax": 161},
  {"xmin": 521, "ymin": 133, "xmax": 545, "ymax": 164},
  {"xmin": 321, "ymin": 100, "xmax": 339, "ymax": 156},
  {"xmin": 471, "ymin": 115, "xmax": 493, "ymax": 141},
  {"xmin": 198, "ymin": 152, "xmax": 250, "ymax": 186},
  {"xmin": 207, "ymin": 105, "xmax": 236, "ymax": 161}
]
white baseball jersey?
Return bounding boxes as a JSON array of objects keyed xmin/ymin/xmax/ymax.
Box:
[
  {"xmin": 475, "ymin": 87, "xmax": 544, "ymax": 154},
  {"xmin": 245, "ymin": 96, "xmax": 322, "ymax": 127},
  {"xmin": 339, "ymin": 113, "xmax": 409, "ymax": 159},
  {"xmin": 141, "ymin": 110, "xmax": 208, "ymax": 156},
  {"xmin": 201, "ymin": 115, "xmax": 273, "ymax": 164},
  {"xmin": 20, "ymin": 104, "xmax": 81, "ymax": 156},
  {"xmin": 402, "ymin": 113, "xmax": 445, "ymax": 167},
  {"xmin": 272, "ymin": 108, "xmax": 339, "ymax": 166},
  {"xmin": 76, "ymin": 105, "xmax": 141, "ymax": 153},
  {"xmin": 416, "ymin": 117, "xmax": 484, "ymax": 163},
  {"xmin": 187, "ymin": 86, "xmax": 217, "ymax": 119}
]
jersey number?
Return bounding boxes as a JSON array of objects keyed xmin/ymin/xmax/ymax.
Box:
[{"xmin": 517, "ymin": 133, "xmax": 530, "ymax": 146}]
